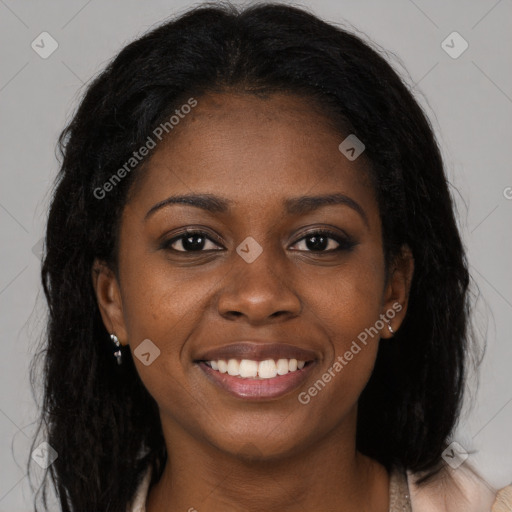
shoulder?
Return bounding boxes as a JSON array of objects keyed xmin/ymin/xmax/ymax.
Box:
[
  {"xmin": 492, "ymin": 485, "xmax": 512, "ymax": 512},
  {"xmin": 406, "ymin": 462, "xmax": 499, "ymax": 512}
]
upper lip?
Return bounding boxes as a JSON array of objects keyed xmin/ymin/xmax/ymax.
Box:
[{"xmin": 195, "ymin": 342, "xmax": 318, "ymax": 362}]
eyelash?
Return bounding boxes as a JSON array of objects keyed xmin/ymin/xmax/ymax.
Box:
[{"xmin": 162, "ymin": 229, "xmax": 356, "ymax": 254}]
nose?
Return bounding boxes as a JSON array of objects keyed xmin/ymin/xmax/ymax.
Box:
[{"xmin": 217, "ymin": 249, "xmax": 302, "ymax": 325}]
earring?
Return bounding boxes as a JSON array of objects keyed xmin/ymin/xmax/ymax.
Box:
[
  {"xmin": 385, "ymin": 319, "xmax": 395, "ymax": 336},
  {"xmin": 110, "ymin": 333, "xmax": 123, "ymax": 365}
]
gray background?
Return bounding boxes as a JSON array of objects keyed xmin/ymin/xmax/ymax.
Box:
[{"xmin": 1, "ymin": 0, "xmax": 511, "ymax": 509}]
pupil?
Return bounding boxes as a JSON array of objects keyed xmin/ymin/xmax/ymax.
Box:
[
  {"xmin": 183, "ymin": 234, "xmax": 205, "ymax": 251},
  {"xmin": 306, "ymin": 235, "xmax": 328, "ymax": 251}
]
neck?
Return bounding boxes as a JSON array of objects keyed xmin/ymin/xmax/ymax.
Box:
[{"xmin": 146, "ymin": 413, "xmax": 389, "ymax": 512}]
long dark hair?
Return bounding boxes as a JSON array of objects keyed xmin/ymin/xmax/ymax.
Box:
[{"xmin": 31, "ymin": 2, "xmax": 475, "ymax": 510}]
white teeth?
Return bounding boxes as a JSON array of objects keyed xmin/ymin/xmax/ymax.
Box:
[
  {"xmin": 227, "ymin": 359, "xmax": 239, "ymax": 376},
  {"xmin": 276, "ymin": 358, "xmax": 289, "ymax": 375},
  {"xmin": 239, "ymin": 359, "xmax": 258, "ymax": 378},
  {"xmin": 217, "ymin": 360, "xmax": 228, "ymax": 373},
  {"xmin": 258, "ymin": 359, "xmax": 277, "ymax": 379},
  {"xmin": 206, "ymin": 358, "xmax": 307, "ymax": 379}
]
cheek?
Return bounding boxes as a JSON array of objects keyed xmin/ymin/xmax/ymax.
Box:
[
  {"xmin": 308, "ymin": 248, "xmax": 385, "ymax": 341},
  {"xmin": 118, "ymin": 250, "xmax": 222, "ymax": 394},
  {"xmin": 302, "ymin": 250, "xmax": 385, "ymax": 397},
  {"xmin": 119, "ymin": 262, "xmax": 215, "ymax": 428},
  {"xmin": 119, "ymin": 247, "xmax": 215, "ymax": 346}
]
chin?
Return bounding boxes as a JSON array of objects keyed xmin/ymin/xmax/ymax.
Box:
[{"xmin": 206, "ymin": 424, "xmax": 312, "ymax": 462}]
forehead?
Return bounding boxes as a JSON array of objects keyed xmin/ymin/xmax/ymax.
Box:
[{"xmin": 127, "ymin": 92, "xmax": 377, "ymax": 220}]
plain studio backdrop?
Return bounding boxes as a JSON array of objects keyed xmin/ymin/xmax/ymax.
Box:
[{"xmin": 0, "ymin": 0, "xmax": 511, "ymax": 509}]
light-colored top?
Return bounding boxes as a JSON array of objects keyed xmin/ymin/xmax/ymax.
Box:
[{"xmin": 127, "ymin": 464, "xmax": 511, "ymax": 512}]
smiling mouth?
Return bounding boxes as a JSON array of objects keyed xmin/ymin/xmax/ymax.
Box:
[
  {"xmin": 200, "ymin": 358, "xmax": 312, "ymax": 379},
  {"xmin": 193, "ymin": 341, "xmax": 318, "ymax": 399},
  {"xmin": 196, "ymin": 358, "xmax": 317, "ymax": 400}
]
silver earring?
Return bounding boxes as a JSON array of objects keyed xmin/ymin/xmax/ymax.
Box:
[
  {"xmin": 110, "ymin": 333, "xmax": 123, "ymax": 365},
  {"xmin": 386, "ymin": 320, "xmax": 395, "ymax": 336}
]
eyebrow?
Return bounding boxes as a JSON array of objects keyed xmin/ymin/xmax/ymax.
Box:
[
  {"xmin": 284, "ymin": 193, "xmax": 369, "ymax": 226},
  {"xmin": 144, "ymin": 192, "xmax": 369, "ymax": 226}
]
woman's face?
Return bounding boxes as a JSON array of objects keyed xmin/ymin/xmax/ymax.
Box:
[{"xmin": 94, "ymin": 92, "xmax": 412, "ymax": 459}]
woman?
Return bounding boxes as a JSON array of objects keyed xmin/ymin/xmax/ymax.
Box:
[{"xmin": 32, "ymin": 2, "xmax": 511, "ymax": 511}]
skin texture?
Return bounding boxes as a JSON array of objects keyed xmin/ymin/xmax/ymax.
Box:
[{"xmin": 92, "ymin": 92, "xmax": 414, "ymax": 512}]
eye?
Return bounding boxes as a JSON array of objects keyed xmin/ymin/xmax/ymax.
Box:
[
  {"xmin": 290, "ymin": 230, "xmax": 356, "ymax": 253},
  {"xmin": 163, "ymin": 230, "xmax": 224, "ymax": 252},
  {"xmin": 162, "ymin": 228, "xmax": 355, "ymax": 254}
]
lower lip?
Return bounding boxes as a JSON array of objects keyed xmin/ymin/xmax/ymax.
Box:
[{"xmin": 197, "ymin": 361, "xmax": 316, "ymax": 401}]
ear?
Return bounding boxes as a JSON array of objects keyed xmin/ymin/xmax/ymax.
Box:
[
  {"xmin": 91, "ymin": 258, "xmax": 128, "ymax": 346},
  {"xmin": 379, "ymin": 245, "xmax": 414, "ymax": 339}
]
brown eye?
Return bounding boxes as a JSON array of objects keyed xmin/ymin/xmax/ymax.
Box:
[
  {"xmin": 164, "ymin": 230, "xmax": 223, "ymax": 252},
  {"xmin": 290, "ymin": 230, "xmax": 356, "ymax": 253}
]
